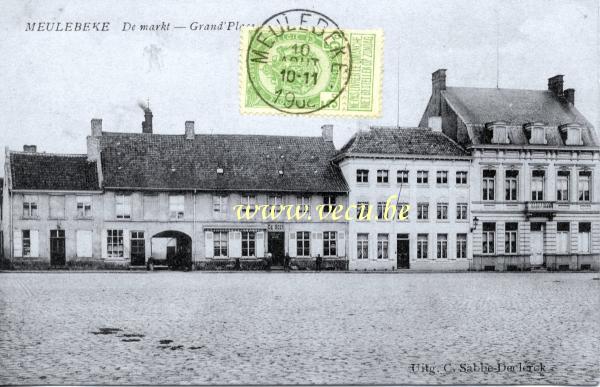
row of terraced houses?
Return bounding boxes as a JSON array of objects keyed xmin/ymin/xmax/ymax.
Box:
[{"xmin": 1, "ymin": 70, "xmax": 599, "ymax": 271}]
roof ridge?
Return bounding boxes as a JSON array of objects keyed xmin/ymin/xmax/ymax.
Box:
[
  {"xmin": 10, "ymin": 151, "xmax": 88, "ymax": 158},
  {"xmin": 447, "ymin": 85, "xmax": 553, "ymax": 93},
  {"xmin": 101, "ymin": 131, "xmax": 325, "ymax": 140}
]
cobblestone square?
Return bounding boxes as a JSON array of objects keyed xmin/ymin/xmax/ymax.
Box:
[{"xmin": 0, "ymin": 272, "xmax": 598, "ymax": 385}]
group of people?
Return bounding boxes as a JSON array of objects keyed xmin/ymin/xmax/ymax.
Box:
[{"xmin": 264, "ymin": 253, "xmax": 324, "ymax": 271}]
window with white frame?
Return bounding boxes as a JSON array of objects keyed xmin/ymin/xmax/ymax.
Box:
[
  {"xmin": 296, "ymin": 195, "xmax": 310, "ymax": 214},
  {"xmin": 456, "ymin": 203, "xmax": 468, "ymax": 220},
  {"xmin": 417, "ymin": 234, "xmax": 428, "ymax": 259},
  {"xmin": 377, "ymin": 233, "xmax": 389, "ymax": 259},
  {"xmin": 213, "ymin": 231, "xmax": 228, "ymax": 257},
  {"xmin": 22, "ymin": 230, "xmax": 31, "ymax": 257},
  {"xmin": 397, "ymin": 170, "xmax": 409, "ymax": 184},
  {"xmin": 397, "ymin": 202, "xmax": 409, "ymax": 220},
  {"xmin": 356, "ymin": 169, "xmax": 369, "ymax": 183},
  {"xmin": 482, "ymin": 170, "xmax": 496, "ymax": 201},
  {"xmin": 376, "ymin": 169, "xmax": 389, "ymax": 183},
  {"xmin": 76, "ymin": 196, "xmax": 92, "ymax": 218},
  {"xmin": 456, "ymin": 171, "xmax": 468, "ymax": 185},
  {"xmin": 323, "ymin": 231, "xmax": 337, "ymax": 257},
  {"xmin": 482, "ymin": 223, "xmax": 495, "ymax": 254},
  {"xmin": 531, "ymin": 171, "xmax": 545, "ymax": 201},
  {"xmin": 457, "ymin": 233, "xmax": 467, "ymax": 258},
  {"xmin": 169, "ymin": 195, "xmax": 185, "ymax": 219},
  {"xmin": 242, "ymin": 231, "xmax": 256, "ymax": 257},
  {"xmin": 556, "ymin": 171, "xmax": 569, "ymax": 202},
  {"xmin": 578, "ymin": 222, "xmax": 591, "ymax": 253},
  {"xmin": 115, "ymin": 194, "xmax": 131, "ymax": 219},
  {"xmin": 578, "ymin": 171, "xmax": 591, "ymax": 202},
  {"xmin": 505, "ymin": 170, "xmax": 518, "ymax": 201},
  {"xmin": 436, "ymin": 203, "xmax": 448, "ymax": 220},
  {"xmin": 417, "ymin": 170, "xmax": 429, "ymax": 184},
  {"xmin": 213, "ymin": 194, "xmax": 227, "ymax": 214},
  {"xmin": 323, "ymin": 195, "xmax": 336, "ymax": 214},
  {"xmin": 268, "ymin": 194, "xmax": 283, "ymax": 210},
  {"xmin": 436, "ymin": 234, "xmax": 448, "ymax": 259},
  {"xmin": 436, "ymin": 171, "xmax": 448, "ymax": 184},
  {"xmin": 241, "ymin": 194, "xmax": 257, "ymax": 209},
  {"xmin": 356, "ymin": 201, "xmax": 369, "ymax": 221},
  {"xmin": 557, "ymin": 223, "xmax": 570, "ymax": 254},
  {"xmin": 357, "ymin": 233, "xmax": 369, "ymax": 259},
  {"xmin": 505, "ymin": 222, "xmax": 518, "ymax": 254},
  {"xmin": 296, "ymin": 231, "xmax": 310, "ymax": 257},
  {"xmin": 417, "ymin": 203, "xmax": 429, "ymax": 220},
  {"xmin": 23, "ymin": 195, "xmax": 38, "ymax": 218},
  {"xmin": 107, "ymin": 229, "xmax": 124, "ymax": 258},
  {"xmin": 376, "ymin": 201, "xmax": 386, "ymax": 220}
]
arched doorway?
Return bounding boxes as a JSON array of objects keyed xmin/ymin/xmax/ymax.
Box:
[{"xmin": 150, "ymin": 231, "xmax": 192, "ymax": 270}]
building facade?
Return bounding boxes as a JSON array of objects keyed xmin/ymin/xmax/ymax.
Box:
[{"xmin": 419, "ymin": 69, "xmax": 600, "ymax": 270}]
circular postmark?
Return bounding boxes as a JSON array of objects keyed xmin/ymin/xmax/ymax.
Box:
[{"xmin": 246, "ymin": 9, "xmax": 352, "ymax": 114}]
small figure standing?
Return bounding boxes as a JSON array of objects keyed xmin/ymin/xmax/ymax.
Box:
[
  {"xmin": 266, "ymin": 252, "xmax": 272, "ymax": 271},
  {"xmin": 284, "ymin": 253, "xmax": 291, "ymax": 272},
  {"xmin": 315, "ymin": 254, "xmax": 322, "ymax": 272}
]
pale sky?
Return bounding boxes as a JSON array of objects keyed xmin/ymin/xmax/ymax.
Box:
[{"xmin": 0, "ymin": 0, "xmax": 598, "ymax": 175}]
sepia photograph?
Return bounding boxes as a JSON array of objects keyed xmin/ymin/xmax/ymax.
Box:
[{"xmin": 0, "ymin": 0, "xmax": 599, "ymax": 385}]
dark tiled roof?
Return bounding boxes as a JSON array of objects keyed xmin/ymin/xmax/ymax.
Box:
[
  {"xmin": 443, "ymin": 87, "xmax": 599, "ymax": 146},
  {"xmin": 338, "ymin": 127, "xmax": 469, "ymax": 158},
  {"xmin": 99, "ymin": 133, "xmax": 348, "ymax": 192},
  {"xmin": 10, "ymin": 153, "xmax": 100, "ymax": 191}
]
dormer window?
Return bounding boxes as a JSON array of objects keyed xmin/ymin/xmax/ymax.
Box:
[
  {"xmin": 523, "ymin": 122, "xmax": 547, "ymax": 145},
  {"xmin": 559, "ymin": 123, "xmax": 583, "ymax": 146},
  {"xmin": 486, "ymin": 121, "xmax": 509, "ymax": 144}
]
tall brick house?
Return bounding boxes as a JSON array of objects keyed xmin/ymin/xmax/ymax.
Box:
[{"xmin": 419, "ymin": 69, "xmax": 600, "ymax": 270}]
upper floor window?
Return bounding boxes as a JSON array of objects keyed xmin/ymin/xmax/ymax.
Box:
[
  {"xmin": 241, "ymin": 194, "xmax": 257, "ymax": 208},
  {"xmin": 296, "ymin": 195, "xmax": 310, "ymax": 214},
  {"xmin": 436, "ymin": 171, "xmax": 448, "ymax": 184},
  {"xmin": 323, "ymin": 231, "xmax": 337, "ymax": 257},
  {"xmin": 482, "ymin": 170, "xmax": 496, "ymax": 201},
  {"xmin": 416, "ymin": 170, "xmax": 429, "ymax": 184},
  {"xmin": 356, "ymin": 169, "xmax": 369, "ymax": 183},
  {"xmin": 487, "ymin": 121, "xmax": 509, "ymax": 144},
  {"xmin": 505, "ymin": 170, "xmax": 518, "ymax": 201},
  {"xmin": 169, "ymin": 195, "xmax": 185, "ymax": 219},
  {"xmin": 356, "ymin": 201, "xmax": 370, "ymax": 221},
  {"xmin": 456, "ymin": 203, "xmax": 468, "ymax": 220},
  {"xmin": 531, "ymin": 127, "xmax": 547, "ymax": 145},
  {"xmin": 578, "ymin": 171, "xmax": 591, "ymax": 202},
  {"xmin": 23, "ymin": 195, "xmax": 38, "ymax": 218},
  {"xmin": 323, "ymin": 195, "xmax": 336, "ymax": 214},
  {"xmin": 115, "ymin": 194, "xmax": 131, "ymax": 219},
  {"xmin": 376, "ymin": 169, "xmax": 389, "ymax": 183},
  {"xmin": 49, "ymin": 195, "xmax": 65, "ymax": 219},
  {"xmin": 268, "ymin": 194, "xmax": 283, "ymax": 210},
  {"xmin": 397, "ymin": 170, "xmax": 409, "ymax": 184},
  {"xmin": 77, "ymin": 196, "xmax": 92, "ymax": 218},
  {"xmin": 376, "ymin": 201, "xmax": 386, "ymax": 220},
  {"xmin": 436, "ymin": 203, "xmax": 448, "ymax": 220},
  {"xmin": 556, "ymin": 171, "xmax": 570, "ymax": 202},
  {"xmin": 417, "ymin": 203, "xmax": 429, "ymax": 220},
  {"xmin": 456, "ymin": 171, "xmax": 468, "ymax": 185},
  {"xmin": 560, "ymin": 123, "xmax": 583, "ymax": 146},
  {"xmin": 213, "ymin": 195, "xmax": 227, "ymax": 214},
  {"xmin": 531, "ymin": 171, "xmax": 545, "ymax": 201}
]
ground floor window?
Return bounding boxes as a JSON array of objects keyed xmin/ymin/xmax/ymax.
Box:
[
  {"xmin": 505, "ymin": 222, "xmax": 518, "ymax": 254},
  {"xmin": 107, "ymin": 229, "xmax": 124, "ymax": 258},
  {"xmin": 417, "ymin": 234, "xmax": 428, "ymax": 259},
  {"xmin": 457, "ymin": 234, "xmax": 467, "ymax": 258},
  {"xmin": 377, "ymin": 233, "xmax": 389, "ymax": 259},
  {"xmin": 242, "ymin": 231, "xmax": 256, "ymax": 257},
  {"xmin": 482, "ymin": 223, "xmax": 495, "ymax": 254},
  {"xmin": 578, "ymin": 222, "xmax": 591, "ymax": 253},
  {"xmin": 22, "ymin": 230, "xmax": 31, "ymax": 257},
  {"xmin": 557, "ymin": 222, "xmax": 570, "ymax": 254},
  {"xmin": 357, "ymin": 233, "xmax": 368, "ymax": 259},
  {"xmin": 297, "ymin": 231, "xmax": 310, "ymax": 257},
  {"xmin": 436, "ymin": 234, "xmax": 448, "ymax": 259},
  {"xmin": 76, "ymin": 230, "xmax": 93, "ymax": 258},
  {"xmin": 214, "ymin": 231, "xmax": 228, "ymax": 257},
  {"xmin": 323, "ymin": 231, "xmax": 337, "ymax": 257}
]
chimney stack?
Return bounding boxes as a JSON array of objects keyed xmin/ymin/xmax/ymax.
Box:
[
  {"xmin": 91, "ymin": 118, "xmax": 102, "ymax": 137},
  {"xmin": 185, "ymin": 121, "xmax": 195, "ymax": 140},
  {"xmin": 23, "ymin": 145, "xmax": 37, "ymax": 153},
  {"xmin": 142, "ymin": 107, "xmax": 153, "ymax": 134},
  {"xmin": 564, "ymin": 88, "xmax": 575, "ymax": 105},
  {"xmin": 432, "ymin": 69, "xmax": 447, "ymax": 93},
  {"xmin": 321, "ymin": 124, "xmax": 333, "ymax": 142},
  {"xmin": 548, "ymin": 75, "xmax": 564, "ymax": 96}
]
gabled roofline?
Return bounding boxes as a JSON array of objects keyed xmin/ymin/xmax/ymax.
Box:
[
  {"xmin": 103, "ymin": 186, "xmax": 349, "ymax": 194},
  {"xmin": 333, "ymin": 152, "xmax": 472, "ymax": 163}
]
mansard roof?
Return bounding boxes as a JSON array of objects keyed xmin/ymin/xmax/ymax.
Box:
[
  {"xmin": 337, "ymin": 127, "xmax": 469, "ymax": 159},
  {"xmin": 10, "ymin": 153, "xmax": 100, "ymax": 191},
  {"xmin": 98, "ymin": 133, "xmax": 348, "ymax": 193},
  {"xmin": 442, "ymin": 87, "xmax": 599, "ymax": 146}
]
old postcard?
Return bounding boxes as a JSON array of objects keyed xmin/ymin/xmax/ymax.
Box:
[{"xmin": 0, "ymin": 0, "xmax": 598, "ymax": 386}]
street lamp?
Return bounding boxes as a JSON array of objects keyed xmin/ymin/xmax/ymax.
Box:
[{"xmin": 470, "ymin": 216, "xmax": 479, "ymax": 233}]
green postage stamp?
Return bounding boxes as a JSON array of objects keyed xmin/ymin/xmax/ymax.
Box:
[{"xmin": 240, "ymin": 25, "xmax": 383, "ymax": 117}]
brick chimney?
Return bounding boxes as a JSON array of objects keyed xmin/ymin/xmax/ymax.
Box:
[
  {"xmin": 91, "ymin": 118, "xmax": 102, "ymax": 137},
  {"xmin": 321, "ymin": 124, "xmax": 333, "ymax": 142},
  {"xmin": 432, "ymin": 69, "xmax": 447, "ymax": 93},
  {"xmin": 564, "ymin": 88, "xmax": 575, "ymax": 105},
  {"xmin": 548, "ymin": 75, "xmax": 564, "ymax": 97},
  {"xmin": 185, "ymin": 121, "xmax": 195, "ymax": 140},
  {"xmin": 142, "ymin": 107, "xmax": 153, "ymax": 134},
  {"xmin": 23, "ymin": 145, "xmax": 37, "ymax": 153}
]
